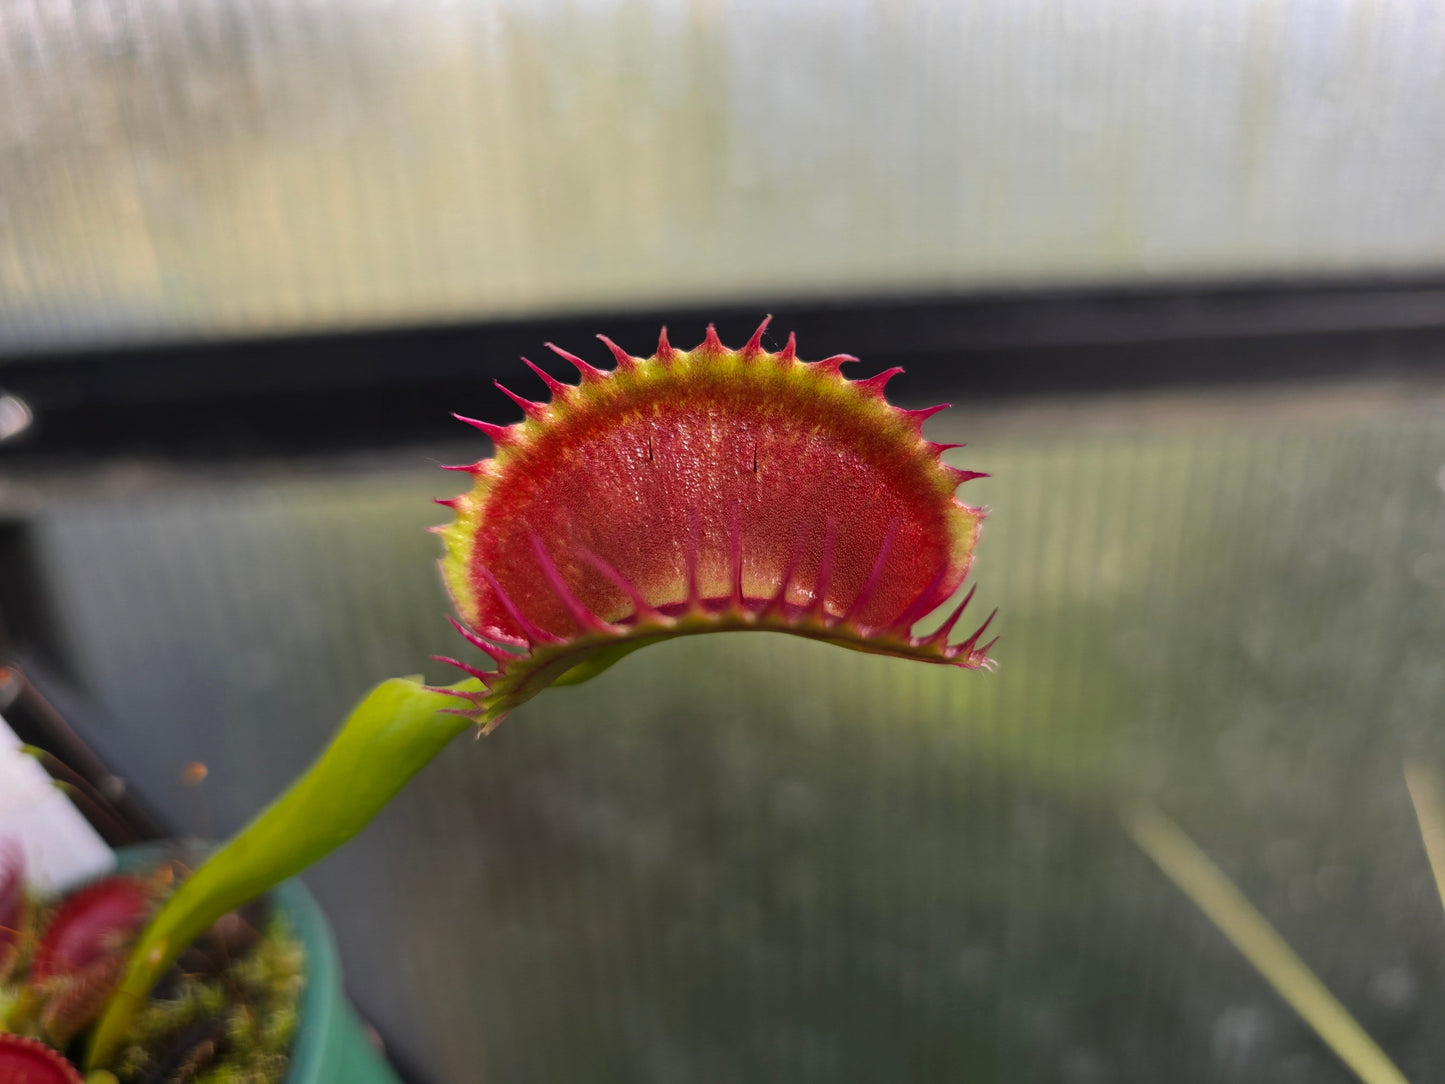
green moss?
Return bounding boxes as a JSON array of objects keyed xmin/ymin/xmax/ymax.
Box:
[{"xmin": 114, "ymin": 913, "xmax": 304, "ymax": 1084}]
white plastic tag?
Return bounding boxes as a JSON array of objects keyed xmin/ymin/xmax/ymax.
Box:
[{"xmin": 0, "ymin": 713, "xmax": 115, "ymax": 893}]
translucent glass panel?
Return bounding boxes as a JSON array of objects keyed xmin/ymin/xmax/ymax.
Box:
[
  {"xmin": 22, "ymin": 376, "xmax": 1445, "ymax": 1081},
  {"xmin": 5, "ymin": 0, "xmax": 1445, "ymax": 352}
]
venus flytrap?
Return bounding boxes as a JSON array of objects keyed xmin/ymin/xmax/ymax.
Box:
[{"xmin": 88, "ymin": 319, "xmax": 995, "ymax": 1069}]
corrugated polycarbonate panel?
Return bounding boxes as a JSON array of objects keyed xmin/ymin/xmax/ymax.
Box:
[
  {"xmin": 4, "ymin": 0, "xmax": 1445, "ymax": 352},
  {"xmin": 19, "ymin": 378, "xmax": 1445, "ymax": 1082}
]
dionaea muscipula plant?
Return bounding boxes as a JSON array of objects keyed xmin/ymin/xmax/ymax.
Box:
[{"xmin": 88, "ymin": 319, "xmax": 995, "ymax": 1067}]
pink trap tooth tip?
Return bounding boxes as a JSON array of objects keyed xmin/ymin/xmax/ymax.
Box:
[
  {"xmin": 926, "ymin": 584, "xmax": 976, "ymax": 646},
  {"xmin": 596, "ymin": 334, "xmax": 635, "ymax": 370},
  {"xmin": 959, "ymin": 608, "xmax": 998, "ymax": 653},
  {"xmin": 522, "ymin": 357, "xmax": 570, "ymax": 397},
  {"xmin": 495, "ymin": 381, "xmax": 546, "ymax": 418},
  {"xmin": 431, "ymin": 654, "xmax": 495, "ymax": 683},
  {"xmin": 857, "ymin": 366, "xmax": 904, "ymax": 395},
  {"xmin": 904, "ymin": 403, "xmax": 951, "ymax": 425},
  {"xmin": 742, "ymin": 315, "xmax": 773, "ymax": 357},
  {"xmin": 545, "ymin": 342, "xmax": 605, "ymax": 381},
  {"xmin": 454, "ymin": 414, "xmax": 512, "ymax": 442},
  {"xmin": 814, "ymin": 353, "xmax": 857, "ymax": 373}
]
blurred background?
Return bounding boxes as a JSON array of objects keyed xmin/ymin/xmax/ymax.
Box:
[{"xmin": 3, "ymin": 1, "xmax": 1445, "ymax": 1081}]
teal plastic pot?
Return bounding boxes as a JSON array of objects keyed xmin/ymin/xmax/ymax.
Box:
[{"xmin": 115, "ymin": 844, "xmax": 398, "ymax": 1084}]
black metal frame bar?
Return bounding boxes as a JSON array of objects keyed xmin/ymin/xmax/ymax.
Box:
[{"xmin": 3, "ymin": 275, "xmax": 1445, "ymax": 463}]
